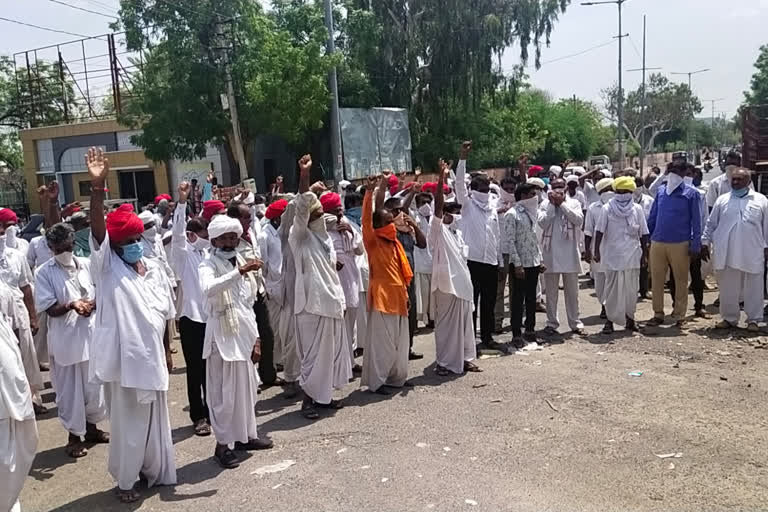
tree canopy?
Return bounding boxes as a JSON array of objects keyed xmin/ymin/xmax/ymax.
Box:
[{"xmin": 744, "ymin": 44, "xmax": 768, "ymax": 107}]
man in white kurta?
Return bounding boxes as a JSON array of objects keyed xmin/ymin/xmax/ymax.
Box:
[
  {"xmin": 413, "ymin": 193, "xmax": 435, "ymax": 326},
  {"xmin": 86, "ymin": 147, "xmax": 176, "ymax": 502},
  {"xmin": 276, "ymin": 198, "xmax": 301, "ymax": 391},
  {"xmin": 593, "ymin": 178, "xmax": 650, "ymax": 333},
  {"xmin": 290, "ymin": 155, "xmax": 352, "ymax": 419},
  {"xmin": 0, "ymin": 220, "xmax": 44, "ymax": 413},
  {"xmin": 35, "ymin": 223, "xmax": 108, "ymax": 458},
  {"xmin": 583, "ymin": 178, "xmax": 614, "ymax": 317},
  {"xmin": 199, "ymin": 215, "xmax": 272, "ymax": 469},
  {"xmin": 703, "ymin": 169, "xmax": 768, "ymax": 331},
  {"xmin": 322, "ymin": 192, "xmax": 365, "ymax": 373},
  {"xmin": 538, "ymin": 179, "xmax": 585, "ymax": 334},
  {"xmin": 429, "ymin": 175, "xmax": 480, "ymax": 375},
  {"xmin": 0, "ymin": 286, "xmax": 38, "ymax": 512}
]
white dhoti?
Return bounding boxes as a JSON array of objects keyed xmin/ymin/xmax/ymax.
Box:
[
  {"xmin": 295, "ymin": 313, "xmax": 352, "ymax": 405},
  {"xmin": 414, "ymin": 273, "xmax": 434, "ymax": 323},
  {"xmin": 717, "ymin": 267, "xmax": 763, "ymax": 325},
  {"xmin": 0, "ymin": 418, "xmax": 38, "ymax": 512},
  {"xmin": 206, "ymin": 346, "xmax": 259, "ymax": 447},
  {"xmin": 355, "ymin": 292, "xmax": 368, "ymax": 350},
  {"xmin": 276, "ymin": 302, "xmax": 300, "ymax": 383},
  {"xmin": 106, "ymin": 382, "xmax": 176, "ymax": 491},
  {"xmin": 537, "ymin": 273, "xmax": 544, "ymax": 301},
  {"xmin": 593, "ymin": 271, "xmax": 607, "ymax": 304},
  {"xmin": 344, "ymin": 308, "xmax": 358, "ymax": 366},
  {"xmin": 543, "ymin": 273, "xmax": 583, "ymax": 330},
  {"xmin": 361, "ymin": 312, "xmax": 409, "ymax": 391},
  {"xmin": 49, "ymin": 358, "xmax": 107, "ymax": 436},
  {"xmin": 434, "ymin": 291, "xmax": 476, "ymax": 375},
  {"xmin": 603, "ymin": 269, "xmax": 640, "ymax": 326},
  {"xmin": 33, "ymin": 311, "xmax": 48, "ymax": 365},
  {"xmin": 17, "ymin": 327, "xmax": 43, "ymax": 394},
  {"xmin": 267, "ymin": 298, "xmax": 284, "ymax": 363}
]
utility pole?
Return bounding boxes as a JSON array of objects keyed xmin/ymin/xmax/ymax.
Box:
[
  {"xmin": 582, "ymin": 0, "xmax": 628, "ymax": 169},
  {"xmin": 671, "ymin": 68, "xmax": 709, "ymax": 156},
  {"xmin": 216, "ymin": 19, "xmax": 249, "ymax": 183},
  {"xmin": 627, "ymin": 15, "xmax": 662, "ymax": 175},
  {"xmin": 324, "ymin": 0, "xmax": 343, "ymax": 184},
  {"xmin": 702, "ymin": 98, "xmax": 724, "ymax": 148}
]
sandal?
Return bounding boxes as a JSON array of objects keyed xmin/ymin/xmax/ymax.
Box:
[
  {"xmin": 602, "ymin": 322, "xmax": 614, "ymax": 335},
  {"xmin": 65, "ymin": 441, "xmax": 88, "ymax": 458},
  {"xmin": 316, "ymin": 399, "xmax": 344, "ymax": 410},
  {"xmin": 193, "ymin": 419, "xmax": 212, "ymax": 437},
  {"xmin": 435, "ymin": 365, "xmax": 451, "ymax": 377},
  {"xmin": 33, "ymin": 403, "xmax": 48, "ymax": 415},
  {"xmin": 301, "ymin": 397, "xmax": 320, "ymax": 420},
  {"xmin": 117, "ymin": 488, "xmax": 140, "ymax": 504},
  {"xmin": 84, "ymin": 427, "xmax": 110, "ymax": 444},
  {"xmin": 464, "ymin": 362, "xmax": 483, "ymax": 373}
]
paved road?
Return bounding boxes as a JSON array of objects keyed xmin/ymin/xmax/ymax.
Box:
[{"xmin": 20, "ymin": 279, "xmax": 768, "ymax": 512}]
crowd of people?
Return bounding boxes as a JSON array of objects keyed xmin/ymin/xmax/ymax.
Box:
[{"xmin": 0, "ymin": 142, "xmax": 765, "ymax": 509}]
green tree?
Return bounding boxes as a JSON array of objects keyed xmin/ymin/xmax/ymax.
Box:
[
  {"xmin": 603, "ymin": 73, "xmax": 702, "ymax": 153},
  {"xmin": 744, "ymin": 44, "xmax": 768, "ymax": 106},
  {"xmin": 116, "ymin": 0, "xmax": 338, "ymax": 174}
]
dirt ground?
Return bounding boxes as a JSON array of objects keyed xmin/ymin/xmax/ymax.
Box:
[{"xmin": 19, "ymin": 282, "xmax": 768, "ymax": 512}]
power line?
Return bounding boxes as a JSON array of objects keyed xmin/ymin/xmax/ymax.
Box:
[
  {"xmin": 47, "ymin": 0, "xmax": 119, "ymax": 19},
  {"xmin": 534, "ymin": 39, "xmax": 616, "ymax": 67},
  {"xmin": 0, "ymin": 15, "xmax": 98, "ymax": 39}
]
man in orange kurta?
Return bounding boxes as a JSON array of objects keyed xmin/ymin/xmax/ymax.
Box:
[{"xmin": 361, "ymin": 177, "xmax": 414, "ymax": 394}]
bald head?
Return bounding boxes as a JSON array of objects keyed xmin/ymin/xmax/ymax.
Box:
[{"xmin": 731, "ymin": 168, "xmax": 751, "ymax": 191}]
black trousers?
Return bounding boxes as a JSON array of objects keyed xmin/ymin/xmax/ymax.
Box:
[
  {"xmin": 178, "ymin": 316, "xmax": 208, "ymax": 423},
  {"xmin": 639, "ymin": 265, "xmax": 649, "ymax": 297},
  {"xmin": 254, "ymin": 292, "xmax": 277, "ymax": 384},
  {"xmin": 511, "ymin": 266, "xmax": 540, "ymax": 337},
  {"xmin": 467, "ymin": 261, "xmax": 498, "ymax": 342},
  {"xmin": 407, "ymin": 280, "xmax": 417, "ymax": 347},
  {"xmin": 669, "ymin": 257, "xmax": 704, "ymax": 311}
]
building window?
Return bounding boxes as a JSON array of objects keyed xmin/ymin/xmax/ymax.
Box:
[
  {"xmin": 78, "ymin": 180, "xmax": 92, "ymax": 197},
  {"xmin": 59, "ymin": 146, "xmax": 106, "ymax": 173},
  {"xmin": 37, "ymin": 139, "xmax": 54, "ymax": 174},
  {"xmin": 117, "ymin": 130, "xmax": 142, "ymax": 151}
]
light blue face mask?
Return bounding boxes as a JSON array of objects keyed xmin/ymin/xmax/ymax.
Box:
[
  {"xmin": 119, "ymin": 242, "xmax": 143, "ymax": 264},
  {"xmin": 733, "ymin": 187, "xmax": 749, "ymax": 198}
]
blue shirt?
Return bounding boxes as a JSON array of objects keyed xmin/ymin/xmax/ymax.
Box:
[
  {"xmin": 647, "ymin": 184, "xmax": 702, "ymax": 252},
  {"xmin": 202, "ymin": 183, "xmax": 213, "ymax": 201}
]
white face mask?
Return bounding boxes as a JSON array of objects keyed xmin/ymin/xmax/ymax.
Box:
[
  {"xmin": 518, "ymin": 196, "xmax": 539, "ymax": 215},
  {"xmin": 191, "ymin": 236, "xmax": 210, "ymax": 251},
  {"xmin": 0, "ymin": 234, "xmax": 5, "ymax": 254},
  {"xmin": 683, "ymin": 176, "xmax": 694, "ymax": 186},
  {"xmin": 472, "ymin": 191, "xmax": 489, "ymax": 205},
  {"xmin": 309, "ymin": 216, "xmax": 327, "ymax": 234},
  {"xmin": 254, "ymin": 204, "xmax": 267, "ymax": 216},
  {"xmin": 143, "ymin": 226, "xmax": 157, "ymax": 240},
  {"xmin": 614, "ymin": 193, "xmax": 633, "ymax": 204},
  {"xmin": 666, "ymin": 173, "xmax": 684, "ymax": 194},
  {"xmin": 499, "ymin": 188, "xmax": 515, "ymax": 205},
  {"xmin": 600, "ymin": 191, "xmax": 615, "ymax": 204},
  {"xmin": 54, "ymin": 251, "xmax": 75, "ymax": 267},
  {"xmin": 418, "ymin": 204, "xmax": 433, "ymax": 217},
  {"xmin": 4, "ymin": 225, "xmax": 17, "ymax": 248}
]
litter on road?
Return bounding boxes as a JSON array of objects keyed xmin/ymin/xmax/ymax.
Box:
[{"xmin": 251, "ymin": 460, "xmax": 297, "ymax": 476}]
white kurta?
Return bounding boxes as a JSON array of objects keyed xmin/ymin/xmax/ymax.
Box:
[
  {"xmin": 413, "ymin": 212, "xmax": 434, "ymax": 322},
  {"xmin": 26, "ymin": 236, "xmax": 53, "ymax": 270},
  {"xmin": 289, "ymin": 193, "xmax": 352, "ymax": 403},
  {"xmin": 199, "ymin": 252, "xmax": 261, "ymax": 445},
  {"xmin": 539, "ymin": 198, "xmax": 584, "ymax": 274},
  {"xmin": 0, "ymin": 314, "xmax": 38, "ymax": 512},
  {"xmin": 584, "ymin": 201, "xmax": 606, "ymax": 302},
  {"xmin": 89, "ymin": 233, "xmax": 176, "ymax": 490},
  {"xmin": 330, "ymin": 217, "xmax": 363, "ymax": 363},
  {"xmin": 278, "ymin": 203, "xmax": 300, "ymax": 383}
]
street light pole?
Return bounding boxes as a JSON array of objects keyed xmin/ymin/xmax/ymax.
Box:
[
  {"xmin": 324, "ymin": 0, "xmax": 343, "ymax": 185},
  {"xmin": 670, "ymin": 68, "xmax": 709, "ymax": 156},
  {"xmin": 702, "ymin": 98, "xmax": 725, "ymax": 147},
  {"xmin": 582, "ymin": 0, "xmax": 630, "ymax": 169}
]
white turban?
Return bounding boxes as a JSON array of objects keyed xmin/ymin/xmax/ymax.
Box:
[
  {"xmin": 549, "ymin": 165, "xmax": 562, "ymax": 174},
  {"xmin": 528, "ymin": 178, "xmax": 547, "ymax": 189},
  {"xmin": 596, "ymin": 177, "xmax": 614, "ymax": 193},
  {"xmin": 572, "ymin": 166, "xmax": 586, "ymax": 176},
  {"xmin": 601, "ymin": 169, "xmax": 613, "ymax": 178},
  {"xmin": 208, "ymin": 215, "xmax": 243, "ymax": 240},
  {"xmin": 489, "ymin": 183, "xmax": 500, "ymax": 195},
  {"xmin": 565, "ymin": 175, "xmax": 579, "ymax": 184},
  {"xmin": 138, "ymin": 210, "xmax": 155, "ymax": 225},
  {"xmin": 242, "ymin": 191, "xmax": 255, "ymax": 205}
]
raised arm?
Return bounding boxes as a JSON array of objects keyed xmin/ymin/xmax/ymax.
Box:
[
  {"xmin": 401, "ymin": 182, "xmax": 421, "ymax": 212},
  {"xmin": 38, "ymin": 182, "xmax": 61, "ymax": 228},
  {"xmin": 578, "ymin": 169, "xmax": 600, "ymax": 188},
  {"xmin": 298, "ymin": 154, "xmax": 312, "ymax": 194},
  {"xmin": 86, "ymin": 147, "xmax": 109, "ymax": 245},
  {"xmin": 454, "ymin": 141, "xmax": 472, "ymax": 205},
  {"xmin": 375, "ymin": 173, "xmax": 387, "ymax": 211},
  {"xmin": 172, "ymin": 182, "xmax": 190, "ymax": 256},
  {"xmin": 363, "ymin": 175, "xmax": 380, "ymax": 242},
  {"xmin": 434, "ymin": 161, "xmax": 447, "ymax": 217}
]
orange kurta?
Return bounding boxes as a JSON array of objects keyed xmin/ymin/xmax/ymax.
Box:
[{"xmin": 362, "ymin": 190, "xmax": 413, "ymax": 317}]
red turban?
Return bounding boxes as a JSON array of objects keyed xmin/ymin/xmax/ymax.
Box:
[
  {"xmin": 422, "ymin": 182, "xmax": 450, "ymax": 195},
  {"xmin": 387, "ymin": 174, "xmax": 400, "ymax": 196},
  {"xmin": 106, "ymin": 204, "xmax": 144, "ymax": 243},
  {"xmin": 265, "ymin": 199, "xmax": 288, "ymax": 220},
  {"xmin": 320, "ymin": 192, "xmax": 342, "ymax": 213},
  {"xmin": 202, "ymin": 200, "xmax": 226, "ymax": 221},
  {"xmin": 154, "ymin": 194, "xmax": 172, "ymax": 205},
  {"xmin": 528, "ymin": 165, "xmax": 544, "ymax": 178},
  {"xmin": 0, "ymin": 208, "xmax": 18, "ymax": 224}
]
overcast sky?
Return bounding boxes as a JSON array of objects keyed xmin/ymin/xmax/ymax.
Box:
[{"xmin": 3, "ymin": 0, "xmax": 767, "ymax": 119}]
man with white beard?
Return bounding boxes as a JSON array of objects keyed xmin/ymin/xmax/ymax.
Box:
[
  {"xmin": 199, "ymin": 215, "xmax": 273, "ymax": 469},
  {"xmin": 0, "ymin": 207, "xmax": 45, "ymax": 414},
  {"xmin": 0, "ymin": 279, "xmax": 38, "ymax": 512},
  {"xmin": 86, "ymin": 148, "xmax": 176, "ymax": 503},
  {"xmin": 290, "ymin": 155, "xmax": 352, "ymax": 419}
]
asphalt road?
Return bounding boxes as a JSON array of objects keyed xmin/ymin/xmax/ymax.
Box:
[{"xmin": 19, "ymin": 276, "xmax": 768, "ymax": 512}]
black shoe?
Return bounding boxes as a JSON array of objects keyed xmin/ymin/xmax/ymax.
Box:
[
  {"xmin": 408, "ymin": 350, "xmax": 424, "ymax": 360},
  {"xmin": 354, "ymin": 348, "xmax": 364, "ymax": 358},
  {"xmin": 234, "ymin": 437, "xmax": 274, "ymax": 451},
  {"xmin": 301, "ymin": 396, "xmax": 319, "ymax": 420},
  {"xmin": 215, "ymin": 447, "xmax": 240, "ymax": 469},
  {"xmin": 600, "ymin": 306, "xmax": 607, "ymax": 320},
  {"xmin": 352, "ymin": 364, "xmax": 363, "ymax": 375}
]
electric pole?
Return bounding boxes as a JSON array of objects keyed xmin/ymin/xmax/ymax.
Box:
[
  {"xmin": 627, "ymin": 15, "xmax": 661, "ymax": 175},
  {"xmin": 702, "ymin": 98, "xmax": 724, "ymax": 148},
  {"xmin": 582, "ymin": 0, "xmax": 629, "ymax": 169},
  {"xmin": 670, "ymin": 68, "xmax": 709, "ymax": 156},
  {"xmin": 324, "ymin": 0, "xmax": 343, "ymax": 185},
  {"xmin": 216, "ymin": 19, "xmax": 249, "ymax": 183}
]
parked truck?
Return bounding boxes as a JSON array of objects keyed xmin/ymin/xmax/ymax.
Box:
[{"xmin": 743, "ymin": 105, "xmax": 768, "ymax": 193}]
